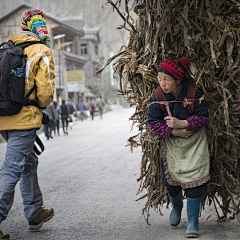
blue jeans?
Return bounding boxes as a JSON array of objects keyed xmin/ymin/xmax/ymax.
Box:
[
  {"xmin": 0, "ymin": 129, "xmax": 43, "ymax": 222},
  {"xmin": 45, "ymin": 119, "xmax": 55, "ymax": 139},
  {"xmin": 99, "ymin": 109, "xmax": 103, "ymax": 118}
]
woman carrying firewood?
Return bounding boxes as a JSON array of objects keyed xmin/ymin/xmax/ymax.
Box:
[{"xmin": 147, "ymin": 57, "xmax": 210, "ymax": 238}]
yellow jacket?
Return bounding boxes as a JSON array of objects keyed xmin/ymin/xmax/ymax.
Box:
[{"xmin": 0, "ymin": 32, "xmax": 55, "ymax": 130}]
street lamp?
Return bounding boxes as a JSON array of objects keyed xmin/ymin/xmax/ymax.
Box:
[{"xmin": 53, "ymin": 34, "xmax": 66, "ymax": 103}]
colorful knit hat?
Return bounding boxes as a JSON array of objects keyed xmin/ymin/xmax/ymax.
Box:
[
  {"xmin": 158, "ymin": 57, "xmax": 189, "ymax": 81},
  {"xmin": 21, "ymin": 9, "xmax": 51, "ymax": 48}
]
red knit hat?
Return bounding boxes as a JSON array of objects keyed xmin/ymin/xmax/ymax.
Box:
[{"xmin": 159, "ymin": 57, "xmax": 189, "ymax": 81}]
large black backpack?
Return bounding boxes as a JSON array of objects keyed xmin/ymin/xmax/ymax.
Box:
[
  {"xmin": 0, "ymin": 41, "xmax": 41, "ymax": 116},
  {"xmin": 0, "ymin": 41, "xmax": 45, "ymax": 156}
]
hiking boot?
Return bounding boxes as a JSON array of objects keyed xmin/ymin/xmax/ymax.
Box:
[
  {"xmin": 0, "ymin": 230, "xmax": 9, "ymax": 240},
  {"xmin": 28, "ymin": 207, "xmax": 54, "ymax": 230}
]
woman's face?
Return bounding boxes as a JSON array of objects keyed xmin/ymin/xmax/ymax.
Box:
[{"xmin": 157, "ymin": 72, "xmax": 181, "ymax": 96}]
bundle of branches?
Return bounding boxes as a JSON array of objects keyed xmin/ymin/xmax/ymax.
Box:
[{"xmin": 98, "ymin": 0, "xmax": 240, "ymax": 223}]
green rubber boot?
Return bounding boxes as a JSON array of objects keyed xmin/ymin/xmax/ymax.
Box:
[
  {"xmin": 169, "ymin": 191, "xmax": 183, "ymax": 227},
  {"xmin": 186, "ymin": 197, "xmax": 201, "ymax": 238}
]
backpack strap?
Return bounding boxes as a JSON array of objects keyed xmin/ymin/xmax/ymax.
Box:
[
  {"xmin": 186, "ymin": 83, "xmax": 197, "ymax": 113},
  {"xmin": 0, "ymin": 41, "xmax": 15, "ymax": 49},
  {"xmin": 16, "ymin": 41, "xmax": 43, "ymax": 49},
  {"xmin": 22, "ymin": 84, "xmax": 45, "ymax": 109},
  {"xmin": 154, "ymin": 86, "xmax": 167, "ymax": 111}
]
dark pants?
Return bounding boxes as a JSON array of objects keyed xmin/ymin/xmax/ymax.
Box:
[
  {"xmin": 54, "ymin": 120, "xmax": 60, "ymax": 135},
  {"xmin": 44, "ymin": 120, "xmax": 54, "ymax": 140},
  {"xmin": 61, "ymin": 117, "xmax": 68, "ymax": 133},
  {"xmin": 80, "ymin": 112, "xmax": 85, "ymax": 121},
  {"xmin": 90, "ymin": 111, "xmax": 94, "ymax": 120},
  {"xmin": 161, "ymin": 158, "xmax": 205, "ymax": 198}
]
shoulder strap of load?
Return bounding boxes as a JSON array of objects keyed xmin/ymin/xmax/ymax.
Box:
[
  {"xmin": 186, "ymin": 83, "xmax": 197, "ymax": 113},
  {"xmin": 154, "ymin": 83, "xmax": 197, "ymax": 113},
  {"xmin": 154, "ymin": 86, "xmax": 166, "ymax": 111}
]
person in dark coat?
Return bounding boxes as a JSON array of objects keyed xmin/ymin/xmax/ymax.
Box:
[
  {"xmin": 53, "ymin": 100, "xmax": 62, "ymax": 136},
  {"xmin": 60, "ymin": 99, "xmax": 70, "ymax": 135}
]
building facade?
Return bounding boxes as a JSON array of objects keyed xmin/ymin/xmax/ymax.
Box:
[
  {"xmin": 0, "ymin": 4, "xmax": 89, "ymax": 107},
  {"xmin": 81, "ymin": 28, "xmax": 102, "ymax": 91}
]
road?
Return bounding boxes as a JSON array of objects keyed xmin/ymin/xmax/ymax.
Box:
[{"xmin": 0, "ymin": 106, "xmax": 239, "ymax": 240}]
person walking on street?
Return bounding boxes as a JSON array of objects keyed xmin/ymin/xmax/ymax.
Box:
[
  {"xmin": 44, "ymin": 102, "xmax": 56, "ymax": 140},
  {"xmin": 0, "ymin": 9, "xmax": 55, "ymax": 239},
  {"xmin": 66, "ymin": 99, "xmax": 75, "ymax": 130},
  {"xmin": 78, "ymin": 99, "xmax": 87, "ymax": 121},
  {"xmin": 97, "ymin": 96, "xmax": 105, "ymax": 119},
  {"xmin": 87, "ymin": 98, "xmax": 96, "ymax": 120},
  {"xmin": 53, "ymin": 100, "xmax": 61, "ymax": 136},
  {"xmin": 147, "ymin": 57, "xmax": 210, "ymax": 238},
  {"xmin": 60, "ymin": 99, "xmax": 70, "ymax": 135},
  {"xmin": 66, "ymin": 98, "xmax": 77, "ymax": 115}
]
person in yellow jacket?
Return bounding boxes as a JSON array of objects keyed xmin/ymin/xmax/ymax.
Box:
[{"xmin": 0, "ymin": 9, "xmax": 55, "ymax": 239}]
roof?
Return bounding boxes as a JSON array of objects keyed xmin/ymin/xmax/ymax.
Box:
[
  {"xmin": 0, "ymin": 4, "xmax": 84, "ymax": 37},
  {"xmin": 63, "ymin": 51, "xmax": 88, "ymax": 65},
  {"xmin": 83, "ymin": 27, "xmax": 100, "ymax": 34},
  {"xmin": 59, "ymin": 15, "xmax": 84, "ymax": 32},
  {"xmin": 82, "ymin": 27, "xmax": 100, "ymax": 42}
]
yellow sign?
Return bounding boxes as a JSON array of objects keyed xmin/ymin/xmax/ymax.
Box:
[{"xmin": 67, "ymin": 70, "xmax": 83, "ymax": 82}]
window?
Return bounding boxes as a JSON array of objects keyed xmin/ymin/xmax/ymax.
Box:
[
  {"xmin": 75, "ymin": 65, "xmax": 82, "ymax": 70},
  {"xmin": 81, "ymin": 43, "xmax": 88, "ymax": 55},
  {"xmin": 95, "ymin": 45, "xmax": 98, "ymax": 56},
  {"xmin": 66, "ymin": 63, "xmax": 73, "ymax": 71}
]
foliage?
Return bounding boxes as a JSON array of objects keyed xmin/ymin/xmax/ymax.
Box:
[{"xmin": 98, "ymin": 0, "xmax": 240, "ymax": 223}]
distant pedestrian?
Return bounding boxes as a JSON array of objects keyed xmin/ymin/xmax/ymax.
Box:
[
  {"xmin": 53, "ymin": 101, "xmax": 62, "ymax": 136},
  {"xmin": 66, "ymin": 99, "xmax": 76, "ymax": 129},
  {"xmin": 97, "ymin": 96, "xmax": 105, "ymax": 119},
  {"xmin": 78, "ymin": 99, "xmax": 87, "ymax": 121},
  {"xmin": 60, "ymin": 99, "xmax": 70, "ymax": 135},
  {"xmin": 44, "ymin": 102, "xmax": 56, "ymax": 140},
  {"xmin": 66, "ymin": 98, "xmax": 76, "ymax": 115},
  {"xmin": 87, "ymin": 98, "xmax": 96, "ymax": 120}
]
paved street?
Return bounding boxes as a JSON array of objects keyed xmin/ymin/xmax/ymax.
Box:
[{"xmin": 0, "ymin": 106, "xmax": 240, "ymax": 240}]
